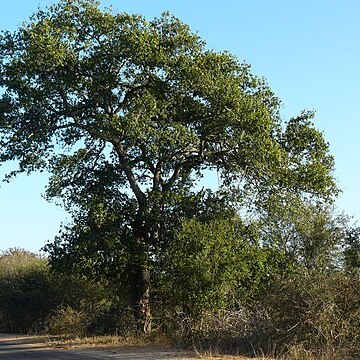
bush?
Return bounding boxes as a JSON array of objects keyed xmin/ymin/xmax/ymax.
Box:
[
  {"xmin": 0, "ymin": 248, "xmax": 126, "ymax": 335},
  {"xmin": 47, "ymin": 306, "xmax": 90, "ymax": 337},
  {"xmin": 164, "ymin": 307, "xmax": 270, "ymax": 356},
  {"xmin": 158, "ymin": 218, "xmax": 290, "ymax": 317},
  {"xmin": 0, "ymin": 249, "xmax": 58, "ymax": 333},
  {"xmin": 255, "ymin": 271, "xmax": 360, "ymax": 359},
  {"xmin": 160, "ymin": 270, "xmax": 359, "ymax": 360}
]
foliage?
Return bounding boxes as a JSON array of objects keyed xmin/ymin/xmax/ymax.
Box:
[
  {"xmin": 47, "ymin": 305, "xmax": 90, "ymax": 337},
  {"xmin": 45, "ymin": 189, "xmax": 236, "ymax": 286},
  {"xmin": 162, "ymin": 271, "xmax": 360, "ymax": 360},
  {"xmin": 157, "ymin": 217, "xmax": 291, "ymax": 317},
  {"xmin": 0, "ymin": 0, "xmax": 338, "ymax": 332},
  {"xmin": 343, "ymin": 225, "xmax": 360, "ymax": 273},
  {"xmin": 256, "ymin": 271, "xmax": 360, "ymax": 359},
  {"xmin": 0, "ymin": 248, "xmax": 119, "ymax": 335},
  {"xmin": 259, "ymin": 196, "xmax": 346, "ymax": 271},
  {"xmin": 0, "ymin": 249, "xmax": 57, "ymax": 332},
  {"xmin": 47, "ymin": 301, "xmax": 135, "ymax": 338}
]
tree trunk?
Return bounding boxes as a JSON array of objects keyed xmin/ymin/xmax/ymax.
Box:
[
  {"xmin": 129, "ymin": 266, "xmax": 152, "ymax": 333},
  {"xmin": 129, "ymin": 209, "xmax": 152, "ymax": 333}
]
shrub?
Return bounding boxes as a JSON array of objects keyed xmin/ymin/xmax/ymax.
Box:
[
  {"xmin": 161, "ymin": 270, "xmax": 359, "ymax": 360},
  {"xmin": 0, "ymin": 248, "xmax": 123, "ymax": 335},
  {"xmin": 256, "ymin": 271, "xmax": 360, "ymax": 359},
  {"xmin": 0, "ymin": 248, "xmax": 58, "ymax": 333},
  {"xmin": 47, "ymin": 306, "xmax": 90, "ymax": 337},
  {"xmin": 158, "ymin": 218, "xmax": 290, "ymax": 317}
]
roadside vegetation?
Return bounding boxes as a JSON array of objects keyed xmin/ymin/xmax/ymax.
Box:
[
  {"xmin": 1, "ymin": 216, "xmax": 359, "ymax": 360},
  {"xmin": 0, "ymin": 1, "xmax": 359, "ymax": 359}
]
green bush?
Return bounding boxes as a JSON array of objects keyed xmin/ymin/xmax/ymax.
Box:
[
  {"xmin": 158, "ymin": 218, "xmax": 290, "ymax": 316},
  {"xmin": 0, "ymin": 249, "xmax": 58, "ymax": 333},
  {"xmin": 0, "ymin": 248, "xmax": 126, "ymax": 335}
]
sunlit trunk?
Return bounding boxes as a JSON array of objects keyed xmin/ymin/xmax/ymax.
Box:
[
  {"xmin": 128, "ymin": 211, "xmax": 152, "ymax": 333},
  {"xmin": 129, "ymin": 266, "xmax": 151, "ymax": 333}
]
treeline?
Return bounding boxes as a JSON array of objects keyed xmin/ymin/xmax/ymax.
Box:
[{"xmin": 1, "ymin": 206, "xmax": 359, "ymax": 359}]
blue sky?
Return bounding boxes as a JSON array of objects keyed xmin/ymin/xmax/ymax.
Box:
[{"xmin": 1, "ymin": 0, "xmax": 359, "ymax": 252}]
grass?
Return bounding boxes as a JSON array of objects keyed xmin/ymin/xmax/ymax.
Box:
[
  {"xmin": 43, "ymin": 335, "xmax": 272, "ymax": 359},
  {"xmin": 18, "ymin": 334, "xmax": 351, "ymax": 360}
]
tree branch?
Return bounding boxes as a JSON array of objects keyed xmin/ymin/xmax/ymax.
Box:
[{"xmin": 109, "ymin": 140, "xmax": 147, "ymax": 209}]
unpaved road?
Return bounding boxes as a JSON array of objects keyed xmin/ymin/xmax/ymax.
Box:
[{"xmin": 0, "ymin": 334, "xmax": 195, "ymax": 360}]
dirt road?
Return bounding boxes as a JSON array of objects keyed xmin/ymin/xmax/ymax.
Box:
[{"xmin": 0, "ymin": 334, "xmax": 195, "ymax": 360}]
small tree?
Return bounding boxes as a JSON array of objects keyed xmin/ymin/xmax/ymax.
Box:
[{"xmin": 259, "ymin": 194, "xmax": 346, "ymax": 271}]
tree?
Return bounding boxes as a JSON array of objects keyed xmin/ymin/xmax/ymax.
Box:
[
  {"xmin": 0, "ymin": 0, "xmax": 336, "ymax": 331},
  {"xmin": 343, "ymin": 225, "xmax": 360, "ymax": 273},
  {"xmin": 259, "ymin": 195, "xmax": 346, "ymax": 271}
]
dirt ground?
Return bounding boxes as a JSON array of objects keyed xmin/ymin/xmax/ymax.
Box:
[{"xmin": 0, "ymin": 333, "xmax": 267, "ymax": 360}]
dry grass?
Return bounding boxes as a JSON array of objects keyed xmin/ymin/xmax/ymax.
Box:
[
  {"xmin": 47, "ymin": 334, "xmax": 157, "ymax": 348},
  {"xmin": 44, "ymin": 335, "xmax": 271, "ymax": 359},
  {"xmin": 201, "ymin": 352, "xmax": 271, "ymax": 359},
  {"xmin": 195, "ymin": 347, "xmax": 272, "ymax": 360},
  {"xmin": 0, "ymin": 333, "xmax": 272, "ymax": 359},
  {"xmin": 200, "ymin": 358, "xmax": 268, "ymax": 360}
]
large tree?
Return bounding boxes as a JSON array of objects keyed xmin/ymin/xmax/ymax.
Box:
[{"xmin": 0, "ymin": 0, "xmax": 336, "ymax": 331}]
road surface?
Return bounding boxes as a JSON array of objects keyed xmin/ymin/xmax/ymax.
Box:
[{"xmin": 0, "ymin": 334, "xmax": 195, "ymax": 359}]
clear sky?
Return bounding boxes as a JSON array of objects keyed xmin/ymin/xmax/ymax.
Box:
[{"xmin": 1, "ymin": 0, "xmax": 359, "ymax": 252}]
